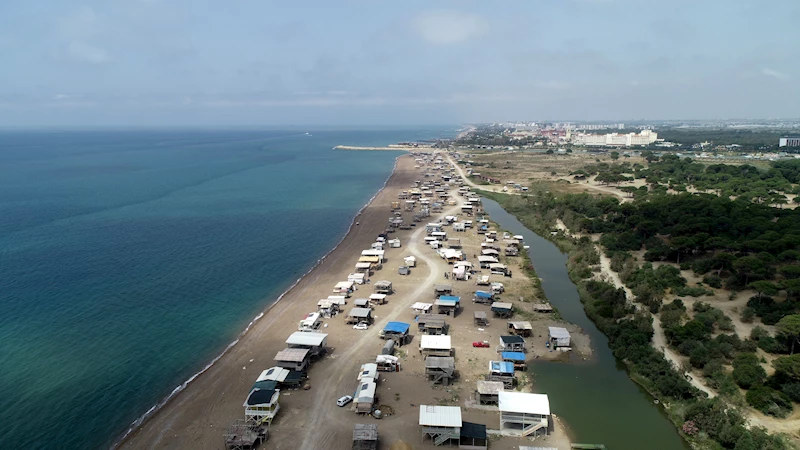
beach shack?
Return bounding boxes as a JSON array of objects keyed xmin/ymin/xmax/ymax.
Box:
[
  {"xmin": 352, "ymin": 424, "xmax": 379, "ymax": 450},
  {"xmin": 354, "ymin": 298, "xmax": 371, "ymax": 309},
  {"xmin": 498, "ymin": 392, "xmax": 550, "ymax": 437},
  {"xmin": 435, "ymin": 295, "xmax": 460, "ymax": 316},
  {"xmin": 355, "ymin": 261, "xmax": 374, "ymax": 275},
  {"xmin": 354, "ymin": 380, "xmax": 377, "ymax": 414},
  {"xmin": 548, "ymin": 327, "xmax": 572, "ymax": 348},
  {"xmin": 348, "ymin": 272, "xmax": 366, "ymax": 285},
  {"xmin": 285, "ymin": 331, "xmax": 328, "ymax": 357},
  {"xmin": 507, "ymin": 321, "xmax": 533, "ymax": 337},
  {"xmin": 478, "ymin": 256, "xmax": 499, "ymax": 268},
  {"xmin": 411, "ymin": 302, "xmax": 434, "ymax": 315},
  {"xmin": 316, "ymin": 299, "xmax": 339, "ymax": 318},
  {"xmin": 491, "ymin": 302, "xmax": 514, "ymax": 318},
  {"xmin": 473, "ymin": 290, "xmax": 494, "ymax": 305},
  {"xmin": 333, "ymin": 280, "xmax": 356, "ymax": 297},
  {"xmin": 243, "ymin": 388, "xmax": 281, "ymax": 426},
  {"xmin": 298, "ymin": 312, "xmax": 322, "ymax": 332},
  {"xmin": 420, "ymin": 335, "xmax": 452, "ymax": 358},
  {"xmin": 533, "ymin": 303, "xmax": 554, "ymax": 313},
  {"xmin": 475, "ymin": 380, "xmax": 504, "ymax": 405},
  {"xmin": 358, "ymin": 256, "xmax": 381, "ymax": 270},
  {"xmin": 481, "ymin": 248, "xmax": 500, "ymax": 256},
  {"xmin": 417, "ymin": 313, "xmax": 447, "ymax": 335},
  {"xmin": 374, "ymin": 280, "xmax": 393, "ymax": 295},
  {"xmin": 440, "ymin": 248, "xmax": 463, "ymax": 264},
  {"xmin": 434, "ymin": 284, "xmax": 453, "ymax": 297},
  {"xmin": 487, "ymin": 361, "xmax": 516, "ymax": 389},
  {"xmin": 504, "ymin": 246, "xmax": 519, "ymax": 256},
  {"xmin": 419, "ymin": 405, "xmax": 462, "ymax": 446},
  {"xmin": 347, "ymin": 307, "xmax": 373, "ymax": 325},
  {"xmin": 489, "ymin": 263, "xmax": 509, "ymax": 276},
  {"xmin": 274, "ymin": 348, "xmax": 311, "ymax": 372},
  {"xmin": 473, "ymin": 311, "xmax": 488, "ymax": 327},
  {"xmin": 369, "ymin": 293, "xmax": 387, "ymax": 306},
  {"xmin": 447, "ymin": 238, "xmax": 462, "ymax": 249},
  {"xmin": 459, "ymin": 422, "xmax": 488, "ymax": 450},
  {"xmin": 404, "ymin": 256, "xmax": 417, "ymax": 267},
  {"xmin": 501, "ymin": 351, "xmax": 527, "ymax": 371},
  {"xmin": 381, "ymin": 321, "xmax": 411, "ymax": 345},
  {"xmin": 361, "ymin": 249, "xmax": 386, "ymax": 263},
  {"xmin": 499, "ymin": 335, "xmax": 525, "ymax": 352},
  {"xmin": 425, "ymin": 356, "xmax": 455, "ymax": 386},
  {"xmin": 453, "ymin": 222, "xmax": 466, "ymax": 232}
]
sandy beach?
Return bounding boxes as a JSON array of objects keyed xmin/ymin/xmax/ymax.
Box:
[{"xmin": 117, "ymin": 153, "xmax": 581, "ymax": 450}]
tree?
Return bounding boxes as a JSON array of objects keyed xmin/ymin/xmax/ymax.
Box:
[
  {"xmin": 749, "ymin": 281, "xmax": 779, "ymax": 299},
  {"xmin": 776, "ymin": 315, "xmax": 800, "ymax": 354},
  {"xmin": 732, "ymin": 353, "xmax": 767, "ymax": 388},
  {"xmin": 610, "ymin": 151, "xmax": 620, "ymax": 160},
  {"xmin": 733, "ymin": 256, "xmax": 767, "ymax": 285},
  {"xmin": 773, "ymin": 354, "xmax": 800, "ymax": 380}
]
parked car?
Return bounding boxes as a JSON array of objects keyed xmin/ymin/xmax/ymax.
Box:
[
  {"xmin": 336, "ymin": 395, "xmax": 353, "ymax": 407},
  {"xmin": 353, "ymin": 322, "xmax": 369, "ymax": 330},
  {"xmin": 472, "ymin": 341, "xmax": 490, "ymax": 348},
  {"xmin": 398, "ymin": 266, "xmax": 410, "ymax": 275}
]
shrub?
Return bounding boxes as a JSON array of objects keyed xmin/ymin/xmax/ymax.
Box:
[
  {"xmin": 703, "ymin": 274, "xmax": 723, "ymax": 288},
  {"xmin": 746, "ymin": 385, "xmax": 793, "ymax": 418},
  {"xmin": 732, "ymin": 353, "xmax": 767, "ymax": 389}
]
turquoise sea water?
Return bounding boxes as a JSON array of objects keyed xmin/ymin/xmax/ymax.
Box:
[{"xmin": 0, "ymin": 128, "xmax": 447, "ymax": 449}]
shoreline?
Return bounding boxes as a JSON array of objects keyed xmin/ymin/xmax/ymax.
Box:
[
  {"xmin": 334, "ymin": 144, "xmax": 435, "ymax": 151},
  {"xmin": 115, "ymin": 155, "xmax": 409, "ymax": 449}
]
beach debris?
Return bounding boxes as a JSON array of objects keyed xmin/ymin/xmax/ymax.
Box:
[
  {"xmin": 249, "ymin": 359, "xmax": 254, "ymax": 363},
  {"xmin": 242, "ymin": 366, "xmax": 246, "ymax": 370}
]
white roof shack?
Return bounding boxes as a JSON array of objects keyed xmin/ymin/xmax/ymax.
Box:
[
  {"xmin": 361, "ymin": 249, "xmax": 385, "ymax": 258},
  {"xmin": 499, "ymin": 392, "xmax": 551, "ymax": 416},
  {"xmin": 411, "ymin": 302, "xmax": 434, "ymax": 313},
  {"xmin": 549, "ymin": 326, "xmax": 571, "ymax": 346},
  {"xmin": 420, "ymin": 335, "xmax": 452, "ymax": 351},
  {"xmin": 334, "ymin": 281, "xmax": 355, "ymax": 290},
  {"xmin": 419, "ymin": 405, "xmax": 462, "ymax": 428},
  {"xmin": 285, "ymin": 331, "xmax": 328, "ymax": 348},
  {"xmin": 327, "ymin": 295, "xmax": 347, "ymax": 305},
  {"xmin": 257, "ymin": 366, "xmax": 290, "ymax": 383},
  {"xmin": 369, "ymin": 293, "xmax": 387, "ymax": 301},
  {"xmin": 478, "ymin": 255, "xmax": 499, "ymax": 263}
]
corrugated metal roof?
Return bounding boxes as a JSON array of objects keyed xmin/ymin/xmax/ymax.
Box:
[
  {"xmin": 435, "ymin": 298, "xmax": 458, "ymax": 307},
  {"xmin": 475, "ymin": 290, "xmax": 493, "ymax": 299},
  {"xmin": 348, "ymin": 307, "xmax": 372, "ymax": 318},
  {"xmin": 355, "ymin": 381, "xmax": 376, "ymax": 402},
  {"xmin": 476, "ymin": 380, "xmax": 505, "ymax": 395},
  {"xmin": 420, "ymin": 335, "xmax": 451, "ymax": 350},
  {"xmin": 256, "ymin": 367, "xmax": 289, "ymax": 382},
  {"xmin": 499, "ymin": 392, "xmax": 550, "ymax": 415},
  {"xmin": 549, "ymin": 326, "xmax": 571, "ymax": 338},
  {"xmin": 509, "ymin": 321, "xmax": 533, "ymax": 330},
  {"xmin": 489, "ymin": 360, "xmax": 515, "ymax": 374},
  {"xmin": 418, "ymin": 405, "xmax": 462, "ymax": 427},
  {"xmin": 274, "ymin": 348, "xmax": 310, "ymax": 363},
  {"xmin": 285, "ymin": 332, "xmax": 328, "ymax": 347},
  {"xmin": 491, "ymin": 302, "xmax": 513, "ymax": 310}
]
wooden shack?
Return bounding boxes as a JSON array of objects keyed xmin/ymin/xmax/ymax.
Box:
[
  {"xmin": 417, "ymin": 313, "xmax": 448, "ymax": 335},
  {"xmin": 352, "ymin": 424, "xmax": 378, "ymax": 450},
  {"xmin": 475, "ymin": 380, "xmax": 504, "ymax": 405},
  {"xmin": 473, "ymin": 311, "xmax": 488, "ymax": 326}
]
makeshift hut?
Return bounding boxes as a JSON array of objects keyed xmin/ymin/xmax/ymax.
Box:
[
  {"xmin": 548, "ymin": 327, "xmax": 571, "ymax": 348},
  {"xmin": 498, "ymin": 335, "xmax": 525, "ymax": 352},
  {"xmin": 420, "ymin": 335, "xmax": 452, "ymax": 358},
  {"xmin": 417, "ymin": 313, "xmax": 447, "ymax": 335},
  {"xmin": 507, "ymin": 321, "xmax": 533, "ymax": 337},
  {"xmin": 381, "ymin": 321, "xmax": 411, "ymax": 344},
  {"xmin": 491, "ymin": 302, "xmax": 514, "ymax": 318},
  {"xmin": 501, "ymin": 351, "xmax": 527, "ymax": 371},
  {"xmin": 352, "ymin": 424, "xmax": 379, "ymax": 450},
  {"xmin": 347, "ymin": 308, "xmax": 373, "ymax": 325},
  {"xmin": 273, "ymin": 348, "xmax": 311, "ymax": 372},
  {"xmin": 487, "ymin": 361, "xmax": 515, "ymax": 389},
  {"xmin": 433, "ymin": 284, "xmax": 453, "ymax": 297},
  {"xmin": 374, "ymin": 280, "xmax": 393, "ymax": 294},
  {"xmin": 459, "ymin": 422, "xmax": 488, "ymax": 450},
  {"xmin": 435, "ymin": 295, "xmax": 460, "ymax": 316},
  {"xmin": 425, "ymin": 356, "xmax": 455, "ymax": 385},
  {"xmin": 411, "ymin": 302, "xmax": 434, "ymax": 315},
  {"xmin": 284, "ymin": 332, "xmax": 328, "ymax": 357},
  {"xmin": 243, "ymin": 388, "xmax": 281, "ymax": 425},
  {"xmin": 475, "ymin": 380, "xmax": 504, "ymax": 405},
  {"xmin": 473, "ymin": 311, "xmax": 488, "ymax": 327},
  {"xmin": 419, "ymin": 405, "xmax": 462, "ymax": 446},
  {"xmin": 369, "ymin": 293, "xmax": 387, "ymax": 305},
  {"xmin": 473, "ymin": 290, "xmax": 494, "ymax": 305}
]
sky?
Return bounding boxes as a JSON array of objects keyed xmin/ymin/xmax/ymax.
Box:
[{"xmin": 0, "ymin": 0, "xmax": 798, "ymax": 126}]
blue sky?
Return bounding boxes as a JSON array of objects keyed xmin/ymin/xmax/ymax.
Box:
[{"xmin": 0, "ymin": 0, "xmax": 798, "ymax": 126}]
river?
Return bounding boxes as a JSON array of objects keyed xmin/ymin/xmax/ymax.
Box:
[{"xmin": 482, "ymin": 198, "xmax": 689, "ymax": 450}]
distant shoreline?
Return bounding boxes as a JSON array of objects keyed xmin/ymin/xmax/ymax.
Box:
[{"xmin": 333, "ymin": 144, "xmax": 436, "ymax": 151}]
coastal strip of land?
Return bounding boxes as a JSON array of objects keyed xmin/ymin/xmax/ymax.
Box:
[{"xmin": 334, "ymin": 145, "xmax": 435, "ymax": 151}]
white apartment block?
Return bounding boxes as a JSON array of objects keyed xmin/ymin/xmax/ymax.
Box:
[{"xmin": 573, "ymin": 130, "xmax": 657, "ymax": 147}]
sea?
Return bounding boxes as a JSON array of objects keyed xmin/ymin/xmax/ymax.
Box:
[{"xmin": 0, "ymin": 128, "xmax": 450, "ymax": 449}]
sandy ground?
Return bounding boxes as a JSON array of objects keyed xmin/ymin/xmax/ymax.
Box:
[{"xmin": 117, "ymin": 153, "xmax": 584, "ymax": 450}]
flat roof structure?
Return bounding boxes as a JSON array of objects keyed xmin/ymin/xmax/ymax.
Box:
[
  {"xmin": 348, "ymin": 307, "xmax": 372, "ymax": 318},
  {"xmin": 435, "ymin": 298, "xmax": 459, "ymax": 307},
  {"xmin": 358, "ymin": 363, "xmax": 378, "ymax": 381},
  {"xmin": 508, "ymin": 321, "xmax": 533, "ymax": 331},
  {"xmin": 474, "ymin": 311, "xmax": 487, "ymax": 319},
  {"xmin": 369, "ymin": 293, "xmax": 387, "ymax": 301},
  {"xmin": 490, "ymin": 361, "xmax": 515, "ymax": 374},
  {"xmin": 476, "ymin": 380, "xmax": 505, "ymax": 395},
  {"xmin": 491, "ymin": 302, "xmax": 513, "ymax": 310},
  {"xmin": 499, "ymin": 392, "xmax": 550, "ymax": 416},
  {"xmin": 500, "ymin": 335, "xmax": 524, "ymax": 344},
  {"xmin": 419, "ymin": 405, "xmax": 462, "ymax": 428},
  {"xmin": 383, "ymin": 321, "xmax": 410, "ymax": 334},
  {"xmin": 257, "ymin": 367, "xmax": 290, "ymax": 383},
  {"xmin": 411, "ymin": 302, "xmax": 434, "ymax": 312},
  {"xmin": 501, "ymin": 351, "xmax": 526, "ymax": 362},
  {"xmin": 244, "ymin": 389, "xmax": 279, "ymax": 407},
  {"xmin": 285, "ymin": 332, "xmax": 328, "ymax": 348},
  {"xmin": 420, "ymin": 335, "xmax": 452, "ymax": 350},
  {"xmin": 274, "ymin": 348, "xmax": 310, "ymax": 363}
]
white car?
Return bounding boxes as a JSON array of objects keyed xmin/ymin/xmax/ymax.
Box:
[
  {"xmin": 353, "ymin": 322, "xmax": 369, "ymax": 330},
  {"xmin": 337, "ymin": 395, "xmax": 353, "ymax": 407}
]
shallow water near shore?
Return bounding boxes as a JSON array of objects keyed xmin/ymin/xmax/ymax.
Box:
[
  {"xmin": 482, "ymin": 198, "xmax": 689, "ymax": 450},
  {"xmin": 0, "ymin": 128, "xmax": 448, "ymax": 449}
]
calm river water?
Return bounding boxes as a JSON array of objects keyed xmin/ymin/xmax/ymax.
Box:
[{"xmin": 482, "ymin": 198, "xmax": 689, "ymax": 450}]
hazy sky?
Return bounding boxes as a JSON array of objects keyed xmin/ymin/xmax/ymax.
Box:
[{"xmin": 1, "ymin": 0, "xmax": 798, "ymax": 126}]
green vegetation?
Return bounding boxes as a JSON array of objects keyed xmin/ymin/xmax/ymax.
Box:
[
  {"xmin": 478, "ymin": 188, "xmax": 796, "ymax": 450},
  {"xmin": 657, "ymin": 128, "xmax": 786, "ymax": 151}
]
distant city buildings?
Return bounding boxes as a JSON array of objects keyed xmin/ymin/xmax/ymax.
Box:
[
  {"xmin": 572, "ymin": 130, "xmax": 658, "ymax": 147},
  {"xmin": 574, "ymin": 123, "xmax": 625, "ymax": 131},
  {"xmin": 779, "ymin": 136, "xmax": 800, "ymax": 147}
]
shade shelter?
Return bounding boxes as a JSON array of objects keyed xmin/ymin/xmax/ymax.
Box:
[
  {"xmin": 411, "ymin": 302, "xmax": 434, "ymax": 315},
  {"xmin": 382, "ymin": 321, "xmax": 411, "ymax": 344},
  {"xmin": 433, "ymin": 284, "xmax": 453, "ymax": 297},
  {"xmin": 369, "ymin": 293, "xmax": 387, "ymax": 305},
  {"xmin": 498, "ymin": 392, "xmax": 550, "ymax": 437},
  {"xmin": 507, "ymin": 321, "xmax": 533, "ymax": 337},
  {"xmin": 419, "ymin": 405, "xmax": 462, "ymax": 446},
  {"xmin": 347, "ymin": 307, "xmax": 373, "ymax": 325},
  {"xmin": 285, "ymin": 331, "xmax": 328, "ymax": 357},
  {"xmin": 548, "ymin": 327, "xmax": 571, "ymax": 348},
  {"xmin": 491, "ymin": 302, "xmax": 514, "ymax": 318},
  {"xmin": 473, "ymin": 290, "xmax": 494, "ymax": 305}
]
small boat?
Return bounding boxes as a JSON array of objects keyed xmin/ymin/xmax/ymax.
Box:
[{"xmin": 523, "ymin": 245, "xmax": 530, "ymax": 249}]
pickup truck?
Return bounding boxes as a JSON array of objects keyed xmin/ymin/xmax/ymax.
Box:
[{"xmin": 472, "ymin": 341, "xmax": 490, "ymax": 348}]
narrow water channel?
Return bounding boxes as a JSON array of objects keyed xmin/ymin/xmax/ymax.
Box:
[{"xmin": 482, "ymin": 198, "xmax": 689, "ymax": 450}]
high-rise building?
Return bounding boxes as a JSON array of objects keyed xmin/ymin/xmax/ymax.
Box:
[
  {"xmin": 572, "ymin": 130, "xmax": 657, "ymax": 147},
  {"xmin": 779, "ymin": 136, "xmax": 800, "ymax": 147}
]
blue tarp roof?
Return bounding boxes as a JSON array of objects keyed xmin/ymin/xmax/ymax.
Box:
[
  {"xmin": 490, "ymin": 360, "xmax": 515, "ymax": 374},
  {"xmin": 439, "ymin": 295, "xmax": 461, "ymax": 302},
  {"xmin": 383, "ymin": 321, "xmax": 410, "ymax": 334},
  {"xmin": 501, "ymin": 351, "xmax": 526, "ymax": 361},
  {"xmin": 475, "ymin": 291, "xmax": 493, "ymax": 299}
]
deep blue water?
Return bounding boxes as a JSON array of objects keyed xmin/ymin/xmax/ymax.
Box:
[{"xmin": 0, "ymin": 128, "xmax": 449, "ymax": 449}]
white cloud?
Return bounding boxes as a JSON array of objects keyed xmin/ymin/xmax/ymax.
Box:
[
  {"xmin": 411, "ymin": 10, "xmax": 487, "ymax": 45},
  {"xmin": 762, "ymin": 68, "xmax": 789, "ymax": 80},
  {"xmin": 67, "ymin": 41, "xmax": 111, "ymax": 64}
]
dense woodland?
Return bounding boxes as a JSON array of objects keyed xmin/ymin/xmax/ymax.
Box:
[{"xmin": 480, "ymin": 164, "xmax": 800, "ymax": 449}]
